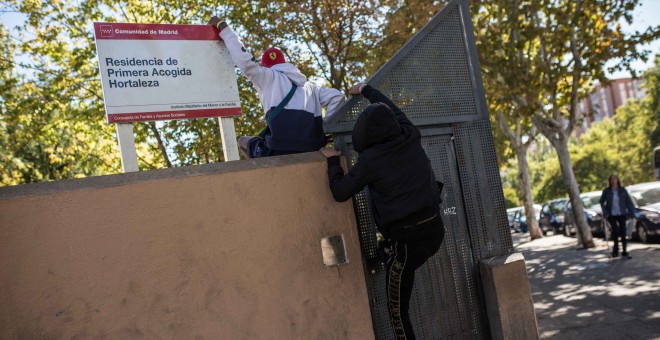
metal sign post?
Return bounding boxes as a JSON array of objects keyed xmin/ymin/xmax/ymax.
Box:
[
  {"xmin": 116, "ymin": 123, "xmax": 139, "ymax": 172},
  {"xmin": 219, "ymin": 117, "xmax": 240, "ymax": 161}
]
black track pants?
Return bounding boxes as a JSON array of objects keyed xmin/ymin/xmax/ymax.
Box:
[
  {"xmin": 608, "ymin": 215, "xmax": 628, "ymax": 255},
  {"xmin": 386, "ymin": 222, "xmax": 444, "ymax": 339}
]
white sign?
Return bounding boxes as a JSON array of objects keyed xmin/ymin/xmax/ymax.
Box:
[{"xmin": 93, "ymin": 22, "xmax": 241, "ymax": 123}]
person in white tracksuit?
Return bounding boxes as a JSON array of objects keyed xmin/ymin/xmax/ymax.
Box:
[{"xmin": 208, "ymin": 17, "xmax": 346, "ymax": 158}]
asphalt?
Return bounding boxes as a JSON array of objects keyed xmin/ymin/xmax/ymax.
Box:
[{"xmin": 512, "ymin": 231, "xmax": 660, "ymax": 340}]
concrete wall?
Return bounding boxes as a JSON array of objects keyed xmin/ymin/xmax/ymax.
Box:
[{"xmin": 0, "ymin": 153, "xmax": 373, "ymax": 339}]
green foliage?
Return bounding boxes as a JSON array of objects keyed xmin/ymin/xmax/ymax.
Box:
[
  {"xmin": 378, "ymin": 1, "xmax": 445, "ymax": 74},
  {"xmin": 645, "ymin": 54, "xmax": 660, "ymax": 147},
  {"xmin": 471, "ymin": 0, "xmax": 658, "ymax": 232},
  {"xmin": 502, "ymin": 187, "xmax": 520, "ymax": 209},
  {"xmin": 533, "ymin": 156, "xmax": 563, "ymax": 202},
  {"xmin": 500, "ymin": 161, "xmax": 522, "ymax": 208},
  {"xmin": 594, "ymin": 99, "xmax": 655, "ymax": 184},
  {"xmin": 471, "ymin": 0, "xmax": 542, "ymax": 163},
  {"xmin": 0, "ymin": 19, "xmax": 123, "ymax": 185},
  {"xmin": 524, "ymin": 1, "xmax": 658, "ymax": 218},
  {"xmin": 532, "ymin": 90, "xmax": 657, "ymax": 202},
  {"xmin": 569, "ymin": 135, "xmax": 617, "ymax": 191}
]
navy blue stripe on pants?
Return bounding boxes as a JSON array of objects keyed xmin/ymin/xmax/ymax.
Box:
[{"xmin": 386, "ymin": 226, "xmax": 444, "ymax": 339}]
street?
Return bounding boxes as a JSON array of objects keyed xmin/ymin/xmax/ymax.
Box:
[{"xmin": 513, "ymin": 233, "xmax": 660, "ymax": 339}]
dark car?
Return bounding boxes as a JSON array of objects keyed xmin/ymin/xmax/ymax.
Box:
[
  {"xmin": 507, "ymin": 207, "xmax": 523, "ymax": 230},
  {"xmin": 511, "ymin": 204, "xmax": 541, "ymax": 233},
  {"xmin": 564, "ymin": 191, "xmax": 606, "ymax": 237},
  {"xmin": 539, "ymin": 198, "xmax": 568, "ymax": 235},
  {"xmin": 627, "ymin": 181, "xmax": 660, "ymax": 243}
]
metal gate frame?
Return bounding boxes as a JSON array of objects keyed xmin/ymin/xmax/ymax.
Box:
[{"xmin": 325, "ymin": 0, "xmax": 513, "ymax": 338}]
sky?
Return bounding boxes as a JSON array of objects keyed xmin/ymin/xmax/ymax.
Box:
[
  {"xmin": 607, "ymin": 0, "xmax": 660, "ymax": 78},
  {"xmin": 1, "ymin": 0, "xmax": 659, "ymax": 78}
]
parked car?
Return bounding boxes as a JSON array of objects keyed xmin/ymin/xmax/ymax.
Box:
[
  {"xmin": 512, "ymin": 204, "xmax": 541, "ymax": 233},
  {"xmin": 507, "ymin": 207, "xmax": 523, "ymax": 230},
  {"xmin": 539, "ymin": 198, "xmax": 568, "ymax": 235},
  {"xmin": 627, "ymin": 181, "xmax": 660, "ymax": 243},
  {"xmin": 564, "ymin": 191, "xmax": 606, "ymax": 237}
]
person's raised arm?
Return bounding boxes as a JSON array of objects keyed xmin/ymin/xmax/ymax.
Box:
[
  {"xmin": 319, "ymin": 147, "xmax": 371, "ymax": 202},
  {"xmin": 208, "ymin": 17, "xmax": 274, "ymax": 91},
  {"xmin": 348, "ymin": 83, "xmax": 413, "ymax": 126}
]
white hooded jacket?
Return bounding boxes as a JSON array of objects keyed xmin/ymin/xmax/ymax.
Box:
[{"xmin": 219, "ymin": 27, "xmax": 346, "ymax": 152}]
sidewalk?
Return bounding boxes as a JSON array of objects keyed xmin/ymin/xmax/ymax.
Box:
[{"xmin": 513, "ymin": 232, "xmax": 660, "ymax": 339}]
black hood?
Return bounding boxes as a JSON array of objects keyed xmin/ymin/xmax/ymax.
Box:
[{"xmin": 352, "ymin": 103, "xmax": 401, "ymax": 152}]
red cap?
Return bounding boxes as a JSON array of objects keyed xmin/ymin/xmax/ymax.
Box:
[{"xmin": 261, "ymin": 48, "xmax": 286, "ymax": 68}]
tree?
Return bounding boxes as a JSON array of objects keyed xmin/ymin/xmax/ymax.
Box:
[
  {"xmin": 221, "ymin": 0, "xmax": 384, "ymax": 91},
  {"xmin": 500, "ymin": 0, "xmax": 659, "ymax": 248},
  {"xmin": 646, "ymin": 54, "xmax": 660, "ymax": 148},
  {"xmin": 0, "ymin": 24, "xmax": 23, "ymax": 185},
  {"xmin": 576, "ymin": 64, "xmax": 657, "ymax": 186},
  {"xmin": 378, "ymin": 0, "xmax": 446, "ymax": 73},
  {"xmin": 1, "ymin": 0, "xmax": 208, "ymax": 180},
  {"xmin": 472, "ymin": 0, "xmax": 546, "ymax": 239},
  {"xmin": 473, "ymin": 0, "xmax": 659, "ymax": 247},
  {"xmin": 532, "ymin": 59, "xmax": 659, "ymax": 201},
  {"xmin": 471, "ymin": 0, "xmax": 659, "ymax": 246},
  {"xmin": 0, "ymin": 18, "xmax": 125, "ymax": 185}
]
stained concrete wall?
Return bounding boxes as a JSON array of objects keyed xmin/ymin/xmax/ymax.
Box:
[
  {"xmin": 480, "ymin": 253, "xmax": 539, "ymax": 340},
  {"xmin": 0, "ymin": 153, "xmax": 373, "ymax": 339}
]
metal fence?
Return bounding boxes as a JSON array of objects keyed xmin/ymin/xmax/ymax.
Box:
[{"xmin": 325, "ymin": 0, "xmax": 513, "ymax": 338}]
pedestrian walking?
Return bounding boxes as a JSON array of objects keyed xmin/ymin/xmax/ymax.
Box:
[{"xmin": 599, "ymin": 174, "xmax": 638, "ymax": 259}]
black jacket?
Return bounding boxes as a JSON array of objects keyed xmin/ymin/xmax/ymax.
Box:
[
  {"xmin": 326, "ymin": 85, "xmax": 440, "ymax": 238},
  {"xmin": 599, "ymin": 186, "xmax": 636, "ymax": 218}
]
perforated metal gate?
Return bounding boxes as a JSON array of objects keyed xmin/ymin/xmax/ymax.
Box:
[{"xmin": 325, "ymin": 0, "xmax": 512, "ymax": 339}]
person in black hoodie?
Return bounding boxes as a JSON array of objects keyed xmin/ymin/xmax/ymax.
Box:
[{"xmin": 320, "ymin": 83, "xmax": 445, "ymax": 340}]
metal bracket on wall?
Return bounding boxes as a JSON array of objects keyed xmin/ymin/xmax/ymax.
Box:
[{"xmin": 320, "ymin": 234, "xmax": 349, "ymax": 267}]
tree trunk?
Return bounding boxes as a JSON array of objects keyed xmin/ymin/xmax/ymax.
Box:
[
  {"xmin": 554, "ymin": 136, "xmax": 595, "ymax": 248},
  {"xmin": 515, "ymin": 146, "xmax": 543, "ymax": 240}
]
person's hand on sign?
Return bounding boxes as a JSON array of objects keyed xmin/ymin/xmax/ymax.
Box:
[
  {"xmin": 348, "ymin": 82, "xmax": 367, "ymax": 96},
  {"xmin": 208, "ymin": 16, "xmax": 228, "ymax": 33},
  {"xmin": 319, "ymin": 147, "xmax": 341, "ymax": 158}
]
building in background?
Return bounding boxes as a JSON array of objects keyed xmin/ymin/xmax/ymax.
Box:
[{"xmin": 576, "ymin": 78, "xmax": 646, "ymax": 136}]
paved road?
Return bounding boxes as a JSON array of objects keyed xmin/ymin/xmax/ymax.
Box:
[{"xmin": 513, "ymin": 233, "xmax": 660, "ymax": 340}]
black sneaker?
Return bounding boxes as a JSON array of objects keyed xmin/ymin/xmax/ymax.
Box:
[
  {"xmin": 611, "ymin": 252, "xmax": 619, "ymax": 258},
  {"xmin": 622, "ymin": 253, "xmax": 632, "ymax": 259}
]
